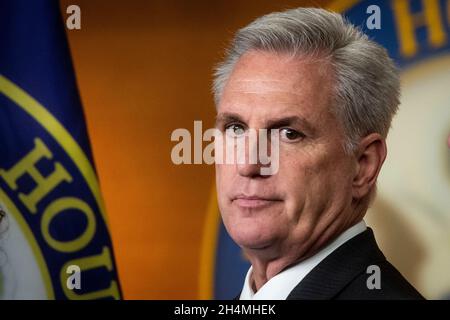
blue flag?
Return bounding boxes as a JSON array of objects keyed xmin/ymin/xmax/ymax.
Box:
[{"xmin": 0, "ymin": 0, "xmax": 121, "ymax": 299}]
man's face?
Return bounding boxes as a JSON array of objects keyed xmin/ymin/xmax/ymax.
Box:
[{"xmin": 215, "ymin": 50, "xmax": 357, "ymax": 257}]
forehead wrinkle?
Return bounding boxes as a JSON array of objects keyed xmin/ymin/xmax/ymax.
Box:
[
  {"xmin": 226, "ymin": 84, "xmax": 307, "ymax": 100},
  {"xmin": 227, "ymin": 75, "xmax": 325, "ymax": 98},
  {"xmin": 218, "ymin": 102, "xmax": 313, "ymax": 129}
]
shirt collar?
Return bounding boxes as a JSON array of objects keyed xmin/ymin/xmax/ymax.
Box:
[{"xmin": 239, "ymin": 220, "xmax": 367, "ymax": 300}]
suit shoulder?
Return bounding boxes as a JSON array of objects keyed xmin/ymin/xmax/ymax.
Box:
[{"xmin": 335, "ymin": 260, "xmax": 425, "ymax": 300}]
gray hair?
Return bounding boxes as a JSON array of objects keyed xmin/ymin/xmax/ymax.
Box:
[{"xmin": 212, "ymin": 7, "xmax": 400, "ymax": 153}]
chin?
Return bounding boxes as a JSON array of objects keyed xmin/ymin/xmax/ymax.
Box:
[{"xmin": 225, "ymin": 218, "xmax": 280, "ymax": 250}]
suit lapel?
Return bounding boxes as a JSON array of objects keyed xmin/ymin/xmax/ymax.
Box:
[{"xmin": 286, "ymin": 228, "xmax": 386, "ymax": 300}]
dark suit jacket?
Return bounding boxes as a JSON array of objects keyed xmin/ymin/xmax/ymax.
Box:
[{"xmin": 237, "ymin": 228, "xmax": 424, "ymax": 300}]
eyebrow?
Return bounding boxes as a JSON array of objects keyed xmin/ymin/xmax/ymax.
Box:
[
  {"xmin": 215, "ymin": 112, "xmax": 315, "ymax": 134},
  {"xmin": 215, "ymin": 112, "xmax": 243, "ymax": 127}
]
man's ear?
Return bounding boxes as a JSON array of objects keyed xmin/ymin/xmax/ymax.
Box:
[{"xmin": 352, "ymin": 133, "xmax": 387, "ymax": 199}]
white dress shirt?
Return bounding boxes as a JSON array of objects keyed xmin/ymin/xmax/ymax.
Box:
[{"xmin": 239, "ymin": 220, "xmax": 367, "ymax": 300}]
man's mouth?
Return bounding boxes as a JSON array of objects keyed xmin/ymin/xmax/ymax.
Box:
[{"xmin": 232, "ymin": 194, "xmax": 282, "ymax": 209}]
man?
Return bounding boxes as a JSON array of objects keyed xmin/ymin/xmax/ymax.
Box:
[{"xmin": 213, "ymin": 8, "xmax": 424, "ymax": 299}]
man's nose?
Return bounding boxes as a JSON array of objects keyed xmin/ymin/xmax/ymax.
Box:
[
  {"xmin": 236, "ymin": 135, "xmax": 265, "ymax": 178},
  {"xmin": 237, "ymin": 160, "xmax": 264, "ymax": 178}
]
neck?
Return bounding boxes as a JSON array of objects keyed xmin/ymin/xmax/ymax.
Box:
[
  {"xmin": 245, "ymin": 237, "xmax": 320, "ymax": 291},
  {"xmin": 247, "ymin": 255, "xmax": 297, "ymax": 291}
]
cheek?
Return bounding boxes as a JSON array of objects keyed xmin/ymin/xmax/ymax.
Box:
[
  {"xmin": 272, "ymin": 153, "xmax": 310, "ymax": 220},
  {"xmin": 215, "ymin": 163, "xmax": 235, "ymax": 209},
  {"xmin": 215, "ymin": 165, "xmax": 226, "ymax": 200},
  {"xmin": 277, "ymin": 148, "xmax": 353, "ymax": 215},
  {"xmin": 215, "ymin": 163, "xmax": 232, "ymax": 185}
]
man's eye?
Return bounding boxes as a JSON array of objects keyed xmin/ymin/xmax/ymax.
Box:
[
  {"xmin": 225, "ymin": 124, "xmax": 246, "ymax": 137},
  {"xmin": 280, "ymin": 128, "xmax": 304, "ymax": 141}
]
